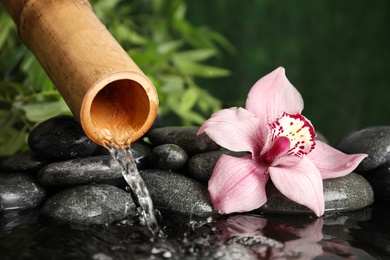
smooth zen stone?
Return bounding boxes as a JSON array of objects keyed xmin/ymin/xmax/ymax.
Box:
[
  {"xmin": 41, "ymin": 184, "xmax": 136, "ymax": 225},
  {"xmin": 258, "ymin": 173, "xmax": 374, "ymax": 215},
  {"xmin": 0, "ymin": 173, "xmax": 46, "ymax": 212},
  {"xmin": 140, "ymin": 169, "xmax": 214, "ymax": 217},
  {"xmin": 337, "ymin": 126, "xmax": 390, "ymax": 172},
  {"xmin": 187, "ymin": 151, "xmax": 248, "ymax": 183},
  {"xmin": 131, "ymin": 141, "xmax": 154, "ymax": 170},
  {"xmin": 37, "ymin": 155, "xmax": 124, "ymax": 187},
  {"xmin": 361, "ymin": 162, "xmax": 390, "ymax": 201},
  {"xmin": 28, "ymin": 115, "xmax": 97, "ymax": 161},
  {"xmin": 147, "ymin": 127, "xmax": 220, "ymax": 156},
  {"xmin": 0, "ymin": 150, "xmax": 51, "ymax": 173},
  {"xmin": 152, "ymin": 144, "xmax": 188, "ymax": 171}
]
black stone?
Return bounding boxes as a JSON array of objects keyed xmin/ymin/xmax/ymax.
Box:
[
  {"xmin": 140, "ymin": 169, "xmax": 214, "ymax": 217},
  {"xmin": 187, "ymin": 150, "xmax": 248, "ymax": 183},
  {"xmin": 152, "ymin": 144, "xmax": 188, "ymax": 171},
  {"xmin": 131, "ymin": 141, "xmax": 153, "ymax": 170},
  {"xmin": 337, "ymin": 126, "xmax": 390, "ymax": 172},
  {"xmin": 37, "ymin": 155, "xmax": 125, "ymax": 187},
  {"xmin": 0, "ymin": 150, "xmax": 52, "ymax": 173},
  {"xmin": 147, "ymin": 127, "xmax": 220, "ymax": 156},
  {"xmin": 28, "ymin": 115, "xmax": 97, "ymax": 161},
  {"xmin": 41, "ymin": 184, "xmax": 136, "ymax": 225},
  {"xmin": 259, "ymin": 173, "xmax": 374, "ymax": 215},
  {"xmin": 361, "ymin": 162, "xmax": 390, "ymax": 201},
  {"xmin": 0, "ymin": 173, "xmax": 46, "ymax": 212}
]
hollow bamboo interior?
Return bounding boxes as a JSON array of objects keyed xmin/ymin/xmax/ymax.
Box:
[{"xmin": 1, "ymin": 0, "xmax": 159, "ymax": 148}]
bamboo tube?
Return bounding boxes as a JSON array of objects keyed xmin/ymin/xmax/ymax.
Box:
[{"xmin": 1, "ymin": 0, "xmax": 159, "ymax": 148}]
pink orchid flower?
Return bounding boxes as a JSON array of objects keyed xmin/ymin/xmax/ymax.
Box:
[{"xmin": 198, "ymin": 67, "xmax": 367, "ymax": 217}]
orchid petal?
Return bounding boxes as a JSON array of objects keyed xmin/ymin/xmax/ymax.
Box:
[
  {"xmin": 262, "ymin": 136, "xmax": 290, "ymax": 165},
  {"xmin": 198, "ymin": 107, "xmax": 267, "ymax": 154},
  {"xmin": 208, "ymin": 154, "xmax": 269, "ymax": 214},
  {"xmin": 245, "ymin": 67, "xmax": 304, "ymax": 124},
  {"xmin": 269, "ymin": 156, "xmax": 324, "ymax": 216},
  {"xmin": 308, "ymin": 141, "xmax": 368, "ymax": 179}
]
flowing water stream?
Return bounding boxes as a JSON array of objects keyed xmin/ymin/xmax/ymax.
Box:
[{"xmin": 106, "ymin": 145, "xmax": 162, "ymax": 238}]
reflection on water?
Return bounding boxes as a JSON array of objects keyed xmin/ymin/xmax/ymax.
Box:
[{"xmin": 0, "ymin": 201, "xmax": 389, "ymax": 259}]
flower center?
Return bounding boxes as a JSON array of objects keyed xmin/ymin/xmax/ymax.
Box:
[{"xmin": 269, "ymin": 113, "xmax": 316, "ymax": 157}]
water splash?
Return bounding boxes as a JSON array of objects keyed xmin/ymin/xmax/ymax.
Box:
[{"xmin": 106, "ymin": 144, "xmax": 162, "ymax": 238}]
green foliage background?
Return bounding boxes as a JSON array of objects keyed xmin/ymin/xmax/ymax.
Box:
[
  {"xmin": 1, "ymin": 0, "xmax": 389, "ymax": 155},
  {"xmin": 186, "ymin": 0, "xmax": 390, "ymax": 144},
  {"xmin": 0, "ymin": 0, "xmax": 233, "ymax": 156}
]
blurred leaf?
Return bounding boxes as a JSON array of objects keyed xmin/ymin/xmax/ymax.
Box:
[
  {"xmin": 0, "ymin": 82, "xmax": 26, "ymax": 102},
  {"xmin": 205, "ymin": 30, "xmax": 236, "ymax": 55},
  {"xmin": 20, "ymin": 100, "xmax": 71, "ymax": 123},
  {"xmin": 157, "ymin": 40, "xmax": 183, "ymax": 55},
  {"xmin": 172, "ymin": 49, "xmax": 217, "ymax": 63},
  {"xmin": 114, "ymin": 25, "xmax": 148, "ymax": 45},
  {"xmin": 21, "ymin": 52, "xmax": 54, "ymax": 92},
  {"xmin": 198, "ymin": 89, "xmax": 222, "ymax": 113},
  {"xmin": 179, "ymin": 88, "xmax": 198, "ymax": 111},
  {"xmin": 0, "ymin": 127, "xmax": 26, "ymax": 156},
  {"xmin": 0, "ymin": 9, "xmax": 15, "ymax": 49},
  {"xmin": 166, "ymin": 95, "xmax": 205, "ymax": 125},
  {"xmin": 180, "ymin": 111, "xmax": 205, "ymax": 125},
  {"xmin": 173, "ymin": 1, "xmax": 187, "ymax": 20},
  {"xmin": 173, "ymin": 60, "xmax": 230, "ymax": 78},
  {"xmin": 159, "ymin": 75, "xmax": 185, "ymax": 94},
  {"xmin": 0, "ymin": 110, "xmax": 15, "ymax": 136}
]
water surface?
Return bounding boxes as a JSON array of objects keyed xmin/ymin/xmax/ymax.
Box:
[{"xmin": 1, "ymin": 201, "xmax": 389, "ymax": 259}]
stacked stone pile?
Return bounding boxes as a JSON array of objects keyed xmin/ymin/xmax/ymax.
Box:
[{"xmin": 0, "ymin": 115, "xmax": 380, "ymax": 225}]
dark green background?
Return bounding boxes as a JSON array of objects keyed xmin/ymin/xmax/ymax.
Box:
[{"xmin": 186, "ymin": 0, "xmax": 390, "ymax": 145}]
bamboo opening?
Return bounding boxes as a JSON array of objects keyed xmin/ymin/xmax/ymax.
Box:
[
  {"xmin": 1, "ymin": 0, "xmax": 159, "ymax": 148},
  {"xmin": 81, "ymin": 71, "xmax": 157, "ymax": 148},
  {"xmin": 90, "ymin": 79, "xmax": 150, "ymax": 146}
]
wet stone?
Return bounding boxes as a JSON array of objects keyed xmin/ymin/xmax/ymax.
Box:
[
  {"xmin": 187, "ymin": 150, "xmax": 248, "ymax": 183},
  {"xmin": 41, "ymin": 184, "xmax": 136, "ymax": 225},
  {"xmin": 37, "ymin": 155, "xmax": 125, "ymax": 188},
  {"xmin": 28, "ymin": 115, "xmax": 97, "ymax": 161},
  {"xmin": 147, "ymin": 127, "xmax": 220, "ymax": 156},
  {"xmin": 152, "ymin": 144, "xmax": 188, "ymax": 171},
  {"xmin": 259, "ymin": 173, "xmax": 374, "ymax": 214},
  {"xmin": 131, "ymin": 141, "xmax": 153, "ymax": 170},
  {"xmin": 140, "ymin": 169, "xmax": 214, "ymax": 217},
  {"xmin": 0, "ymin": 150, "xmax": 51, "ymax": 173},
  {"xmin": 337, "ymin": 126, "xmax": 390, "ymax": 172},
  {"xmin": 0, "ymin": 173, "xmax": 46, "ymax": 212},
  {"xmin": 361, "ymin": 161, "xmax": 390, "ymax": 201}
]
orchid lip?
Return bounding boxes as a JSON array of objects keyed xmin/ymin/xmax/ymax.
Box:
[
  {"xmin": 262, "ymin": 136, "xmax": 291, "ymax": 165},
  {"xmin": 268, "ymin": 112, "xmax": 316, "ymax": 159}
]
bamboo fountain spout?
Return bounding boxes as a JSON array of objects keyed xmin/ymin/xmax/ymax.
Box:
[{"xmin": 1, "ymin": 0, "xmax": 159, "ymax": 148}]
